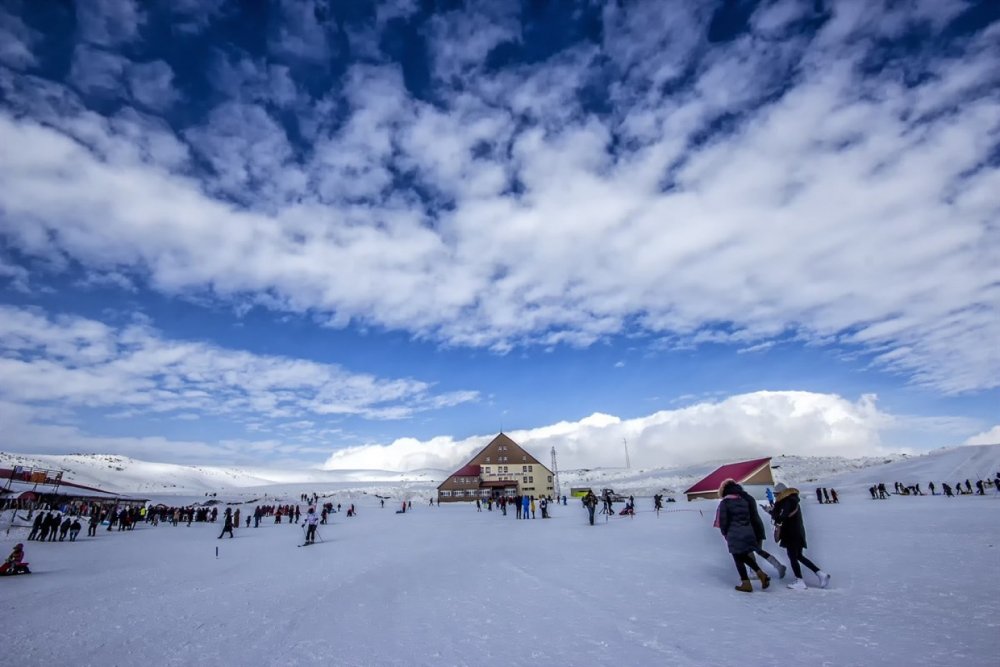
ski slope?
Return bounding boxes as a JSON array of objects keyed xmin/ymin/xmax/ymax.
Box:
[{"xmin": 1, "ymin": 445, "xmax": 998, "ymax": 666}]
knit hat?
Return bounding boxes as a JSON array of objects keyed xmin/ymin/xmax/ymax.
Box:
[{"xmin": 774, "ymin": 482, "xmax": 787, "ymax": 493}]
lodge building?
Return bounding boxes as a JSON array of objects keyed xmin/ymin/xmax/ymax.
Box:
[{"xmin": 437, "ymin": 433, "xmax": 555, "ymax": 503}]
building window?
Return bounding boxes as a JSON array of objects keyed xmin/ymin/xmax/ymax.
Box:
[
  {"xmin": 529, "ymin": 476, "xmax": 533, "ymax": 483},
  {"xmin": 441, "ymin": 490, "xmax": 451, "ymax": 497},
  {"xmin": 528, "ymin": 465, "xmax": 533, "ymax": 472},
  {"xmin": 548, "ymin": 476, "xmax": 552, "ymax": 482},
  {"xmin": 503, "ymin": 466, "xmax": 508, "ymax": 473},
  {"xmin": 522, "ymin": 465, "xmax": 527, "ymax": 472},
  {"xmin": 523, "ymin": 476, "xmax": 528, "ymax": 483}
]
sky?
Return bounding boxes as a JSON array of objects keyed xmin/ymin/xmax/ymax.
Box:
[{"xmin": 0, "ymin": 0, "xmax": 998, "ymax": 471}]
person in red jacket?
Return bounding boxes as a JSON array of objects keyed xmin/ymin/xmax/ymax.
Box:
[{"xmin": 0, "ymin": 543, "xmax": 30, "ymax": 575}]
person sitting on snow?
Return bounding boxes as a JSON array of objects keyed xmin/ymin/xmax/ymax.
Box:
[{"xmin": 0, "ymin": 543, "xmax": 30, "ymax": 575}]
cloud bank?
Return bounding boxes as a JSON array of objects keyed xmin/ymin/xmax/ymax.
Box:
[
  {"xmin": 322, "ymin": 391, "xmax": 897, "ymax": 471},
  {"xmin": 0, "ymin": 0, "xmax": 996, "ymax": 396}
]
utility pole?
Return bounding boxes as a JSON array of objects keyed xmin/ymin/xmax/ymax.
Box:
[
  {"xmin": 550, "ymin": 446, "xmax": 560, "ymax": 498},
  {"xmin": 624, "ymin": 438, "xmax": 631, "ymax": 470}
]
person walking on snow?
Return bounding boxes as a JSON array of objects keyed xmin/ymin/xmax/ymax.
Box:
[
  {"xmin": 583, "ymin": 491, "xmax": 598, "ymax": 525},
  {"xmin": 736, "ymin": 485, "xmax": 786, "ymax": 579},
  {"xmin": 304, "ymin": 507, "xmax": 319, "ymax": 544},
  {"xmin": 772, "ymin": 483, "xmax": 830, "ymax": 590},
  {"xmin": 715, "ymin": 479, "xmax": 770, "ymax": 593},
  {"xmin": 218, "ymin": 508, "xmax": 234, "ymax": 539}
]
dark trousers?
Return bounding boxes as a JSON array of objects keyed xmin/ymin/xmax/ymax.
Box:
[
  {"xmin": 785, "ymin": 546, "xmax": 820, "ymax": 579},
  {"xmin": 587, "ymin": 507, "xmax": 595, "ymax": 525},
  {"xmin": 306, "ymin": 525, "xmax": 317, "ymax": 542},
  {"xmin": 732, "ymin": 552, "xmax": 760, "ymax": 579},
  {"xmin": 218, "ymin": 527, "xmax": 233, "ymax": 539}
]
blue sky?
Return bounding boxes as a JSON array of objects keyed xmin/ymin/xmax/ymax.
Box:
[{"xmin": 0, "ymin": 0, "xmax": 998, "ymax": 470}]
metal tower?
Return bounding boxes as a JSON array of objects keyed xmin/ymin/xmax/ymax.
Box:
[{"xmin": 550, "ymin": 446, "xmax": 561, "ymax": 498}]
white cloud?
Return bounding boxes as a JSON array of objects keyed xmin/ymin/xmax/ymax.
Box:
[
  {"xmin": 69, "ymin": 44, "xmax": 129, "ymax": 98},
  {"xmin": 0, "ymin": 1, "xmax": 997, "ymax": 395},
  {"xmin": 322, "ymin": 391, "xmax": 898, "ymax": 471},
  {"xmin": 0, "ymin": 5, "xmax": 38, "ymax": 69},
  {"xmin": 0, "ymin": 305, "xmax": 478, "ymax": 425},
  {"xmin": 75, "ymin": 0, "xmax": 144, "ymax": 47},
  {"xmin": 127, "ymin": 60, "xmax": 179, "ymax": 111},
  {"xmin": 964, "ymin": 425, "xmax": 1000, "ymax": 446}
]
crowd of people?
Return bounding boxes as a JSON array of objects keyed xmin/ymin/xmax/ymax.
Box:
[
  {"xmin": 869, "ymin": 474, "xmax": 999, "ymax": 499},
  {"xmin": 472, "ymin": 494, "xmax": 564, "ymax": 518}
]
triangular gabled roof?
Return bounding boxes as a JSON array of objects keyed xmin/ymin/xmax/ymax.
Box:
[
  {"xmin": 467, "ymin": 433, "xmax": 544, "ymax": 467},
  {"xmin": 684, "ymin": 457, "xmax": 772, "ymax": 495}
]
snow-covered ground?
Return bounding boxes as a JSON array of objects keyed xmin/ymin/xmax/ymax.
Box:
[{"xmin": 1, "ymin": 445, "xmax": 998, "ymax": 666}]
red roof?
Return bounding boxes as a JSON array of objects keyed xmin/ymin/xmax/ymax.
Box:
[
  {"xmin": 684, "ymin": 457, "xmax": 772, "ymax": 495},
  {"xmin": 451, "ymin": 464, "xmax": 481, "ymax": 477}
]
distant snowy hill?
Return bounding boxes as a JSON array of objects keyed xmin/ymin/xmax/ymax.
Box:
[
  {"xmin": 0, "ymin": 451, "xmax": 447, "ymax": 496},
  {"xmin": 3, "ymin": 445, "xmax": 998, "ymax": 501}
]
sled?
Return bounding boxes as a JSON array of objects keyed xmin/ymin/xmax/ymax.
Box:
[{"xmin": 0, "ymin": 562, "xmax": 30, "ymax": 576}]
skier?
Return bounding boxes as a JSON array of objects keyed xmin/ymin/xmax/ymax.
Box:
[
  {"xmin": 583, "ymin": 490, "xmax": 598, "ymax": 526},
  {"xmin": 821, "ymin": 488, "xmax": 830, "ymax": 504},
  {"xmin": 975, "ymin": 480, "xmax": 985, "ymax": 495},
  {"xmin": 0, "ymin": 543, "xmax": 29, "ymax": 575},
  {"xmin": 815, "ymin": 488, "xmax": 824, "ymax": 504},
  {"xmin": 476, "ymin": 499, "xmax": 481, "ymax": 512},
  {"xmin": 715, "ymin": 479, "xmax": 770, "ymax": 593},
  {"xmin": 772, "ymin": 483, "xmax": 830, "ymax": 590},
  {"xmin": 942, "ymin": 483, "xmax": 954, "ymax": 497},
  {"xmin": 929, "ymin": 482, "xmax": 936, "ymax": 496},
  {"xmin": 829, "ymin": 489, "xmax": 839, "ymax": 504},
  {"xmin": 218, "ymin": 508, "xmax": 234, "ymax": 539},
  {"xmin": 304, "ymin": 507, "xmax": 319, "ymax": 544},
  {"xmin": 88, "ymin": 512, "xmax": 99, "ymax": 537}
]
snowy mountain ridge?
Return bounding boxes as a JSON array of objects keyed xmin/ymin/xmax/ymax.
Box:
[{"xmin": 3, "ymin": 445, "xmax": 998, "ymax": 499}]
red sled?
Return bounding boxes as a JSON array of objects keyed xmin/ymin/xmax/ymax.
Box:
[
  {"xmin": 0, "ymin": 562, "xmax": 30, "ymax": 575},
  {"xmin": 619, "ymin": 507, "xmax": 634, "ymax": 516}
]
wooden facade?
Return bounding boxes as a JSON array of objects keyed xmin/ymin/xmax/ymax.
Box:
[{"xmin": 437, "ymin": 433, "xmax": 555, "ymax": 503}]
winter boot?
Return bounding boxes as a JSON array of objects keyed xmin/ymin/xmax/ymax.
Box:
[
  {"xmin": 787, "ymin": 578, "xmax": 807, "ymax": 591},
  {"xmin": 766, "ymin": 555, "xmax": 787, "ymax": 579},
  {"xmin": 755, "ymin": 569, "xmax": 770, "ymax": 590},
  {"xmin": 817, "ymin": 571, "xmax": 831, "ymax": 588},
  {"xmin": 735, "ymin": 579, "xmax": 753, "ymax": 593}
]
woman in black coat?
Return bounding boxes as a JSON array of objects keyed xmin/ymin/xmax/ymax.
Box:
[
  {"xmin": 772, "ymin": 483, "xmax": 830, "ymax": 590},
  {"xmin": 716, "ymin": 479, "xmax": 770, "ymax": 592}
]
